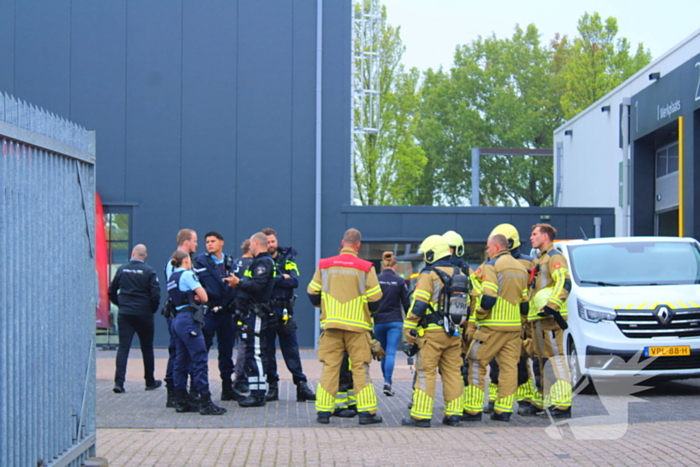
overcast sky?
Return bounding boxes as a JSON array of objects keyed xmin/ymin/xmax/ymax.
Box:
[{"xmin": 380, "ymin": 0, "xmax": 700, "ymax": 72}]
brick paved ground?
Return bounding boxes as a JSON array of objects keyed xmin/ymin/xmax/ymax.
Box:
[{"xmin": 95, "ymin": 348, "xmax": 700, "ymax": 466}]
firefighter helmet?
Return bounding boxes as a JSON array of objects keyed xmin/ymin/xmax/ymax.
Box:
[
  {"xmin": 489, "ymin": 223, "xmax": 521, "ymax": 250},
  {"xmin": 442, "ymin": 230, "xmax": 465, "ymax": 257},
  {"xmin": 533, "ymin": 287, "xmax": 554, "ymax": 312},
  {"xmin": 418, "ymin": 235, "xmax": 451, "ymax": 264}
]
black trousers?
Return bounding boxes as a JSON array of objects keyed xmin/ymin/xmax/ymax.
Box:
[{"xmin": 115, "ymin": 313, "xmax": 156, "ymax": 386}]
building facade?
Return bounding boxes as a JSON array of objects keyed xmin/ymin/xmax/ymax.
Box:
[{"xmin": 554, "ymin": 28, "xmax": 700, "ymax": 239}]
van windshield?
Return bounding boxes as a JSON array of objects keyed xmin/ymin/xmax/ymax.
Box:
[{"xmin": 567, "ymin": 241, "xmax": 700, "ymax": 286}]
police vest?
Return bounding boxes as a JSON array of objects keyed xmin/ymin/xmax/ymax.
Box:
[{"xmin": 167, "ymin": 271, "xmax": 194, "ymax": 307}]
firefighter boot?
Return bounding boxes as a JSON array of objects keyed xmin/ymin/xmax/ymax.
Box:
[
  {"xmin": 296, "ymin": 380, "xmax": 316, "ymax": 402},
  {"xmin": 358, "ymin": 412, "xmax": 383, "ymax": 425}
]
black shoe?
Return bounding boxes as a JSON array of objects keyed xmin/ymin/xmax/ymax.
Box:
[
  {"xmin": 382, "ymin": 384, "xmax": 394, "ymax": 397},
  {"xmin": 483, "ymin": 400, "xmax": 495, "ymax": 414},
  {"xmin": 460, "ymin": 410, "xmax": 482, "ymax": 422},
  {"xmin": 221, "ymin": 380, "xmax": 236, "ymax": 401},
  {"xmin": 266, "ymin": 382, "xmax": 279, "ymax": 402},
  {"xmin": 233, "ymin": 380, "xmax": 249, "ymax": 393},
  {"xmin": 239, "ymin": 394, "xmax": 266, "ymax": 408},
  {"xmin": 517, "ymin": 400, "xmax": 532, "ymax": 415},
  {"xmin": 296, "ymin": 380, "xmax": 316, "ymax": 402},
  {"xmin": 442, "ymin": 415, "xmax": 461, "ymax": 427},
  {"xmin": 332, "ymin": 408, "xmax": 357, "ymax": 418},
  {"xmin": 198, "ymin": 394, "xmax": 227, "ymax": 416},
  {"xmin": 166, "ymin": 387, "xmax": 176, "ymax": 408},
  {"xmin": 317, "ymin": 412, "xmax": 332, "ymax": 424},
  {"xmin": 358, "ymin": 412, "xmax": 382, "ymax": 425},
  {"xmin": 113, "ymin": 385, "xmax": 125, "ymax": 394},
  {"xmin": 543, "ymin": 406, "xmax": 571, "ymax": 419},
  {"xmin": 401, "ymin": 417, "xmax": 430, "ymax": 428},
  {"xmin": 490, "ymin": 411, "xmax": 512, "ymax": 422},
  {"xmin": 519, "ymin": 404, "xmax": 544, "ymax": 417},
  {"xmin": 174, "ymin": 392, "xmax": 198, "ymax": 413},
  {"xmin": 145, "ymin": 380, "xmax": 162, "ymax": 391}
]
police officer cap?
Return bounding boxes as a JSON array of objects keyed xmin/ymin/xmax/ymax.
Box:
[
  {"xmin": 442, "ymin": 230, "xmax": 465, "ymax": 258},
  {"xmin": 419, "ymin": 235, "xmax": 451, "ymax": 264},
  {"xmin": 489, "ymin": 223, "xmax": 520, "ymax": 250}
]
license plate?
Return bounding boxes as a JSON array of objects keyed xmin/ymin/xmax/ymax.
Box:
[{"xmin": 644, "ymin": 346, "xmax": 691, "ymax": 357}]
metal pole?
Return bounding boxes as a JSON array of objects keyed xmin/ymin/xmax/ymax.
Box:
[
  {"xmin": 471, "ymin": 148, "xmax": 480, "ymax": 206},
  {"xmin": 314, "ymin": 0, "xmax": 323, "ymax": 351},
  {"xmin": 594, "ymin": 217, "xmax": 602, "ymax": 238},
  {"xmin": 621, "ymin": 98, "xmax": 631, "ymax": 236}
]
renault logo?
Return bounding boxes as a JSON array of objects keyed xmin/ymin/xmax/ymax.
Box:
[{"xmin": 656, "ymin": 306, "xmax": 672, "ymax": 325}]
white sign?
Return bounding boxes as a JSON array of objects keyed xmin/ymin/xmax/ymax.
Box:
[{"xmin": 657, "ymin": 100, "xmax": 681, "ymax": 121}]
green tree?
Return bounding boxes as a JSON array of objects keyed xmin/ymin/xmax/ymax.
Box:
[
  {"xmin": 418, "ymin": 24, "xmax": 560, "ymax": 206},
  {"xmin": 352, "ymin": 1, "xmax": 426, "ymax": 206},
  {"xmin": 560, "ymin": 12, "xmax": 651, "ymax": 119}
]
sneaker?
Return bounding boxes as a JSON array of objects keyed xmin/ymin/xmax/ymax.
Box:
[
  {"xmin": 383, "ymin": 384, "xmax": 394, "ymax": 397},
  {"xmin": 145, "ymin": 380, "xmax": 162, "ymax": 391}
]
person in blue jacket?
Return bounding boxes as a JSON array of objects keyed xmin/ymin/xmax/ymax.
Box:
[
  {"xmin": 374, "ymin": 251, "xmax": 410, "ymax": 397},
  {"xmin": 193, "ymin": 231, "xmax": 238, "ymax": 401},
  {"xmin": 168, "ymin": 250, "xmax": 226, "ymax": 415}
]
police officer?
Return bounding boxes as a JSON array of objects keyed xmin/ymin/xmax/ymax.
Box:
[
  {"xmin": 526, "ymin": 223, "xmax": 572, "ymax": 418},
  {"xmin": 261, "ymin": 228, "xmax": 315, "ymax": 402},
  {"xmin": 163, "ymin": 229, "xmax": 198, "ymax": 408},
  {"xmin": 231, "ymin": 239, "xmax": 254, "ymax": 396},
  {"xmin": 193, "ymin": 231, "xmax": 237, "ymax": 401},
  {"xmin": 109, "ymin": 244, "xmax": 162, "ymax": 393},
  {"xmin": 223, "ymin": 232, "xmax": 276, "ymax": 408},
  {"xmin": 307, "ymin": 228, "xmax": 383, "ymax": 425},
  {"xmin": 401, "ymin": 235, "xmax": 465, "ymax": 428},
  {"xmin": 463, "ymin": 234, "xmax": 528, "ymax": 422},
  {"xmin": 168, "ymin": 250, "xmax": 226, "ymax": 415},
  {"xmin": 483, "ymin": 224, "xmax": 537, "ymax": 415}
]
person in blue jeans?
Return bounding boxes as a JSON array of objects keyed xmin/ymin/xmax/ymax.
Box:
[{"xmin": 373, "ymin": 251, "xmax": 410, "ymax": 396}]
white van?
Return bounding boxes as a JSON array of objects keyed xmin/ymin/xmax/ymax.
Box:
[{"xmin": 556, "ymin": 236, "xmax": 700, "ymax": 388}]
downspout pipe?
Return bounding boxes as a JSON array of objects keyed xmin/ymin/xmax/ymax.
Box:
[{"xmin": 314, "ymin": 0, "xmax": 323, "ymax": 350}]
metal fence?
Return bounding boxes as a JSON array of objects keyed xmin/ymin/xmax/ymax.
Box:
[{"xmin": 0, "ymin": 93, "xmax": 97, "ymax": 467}]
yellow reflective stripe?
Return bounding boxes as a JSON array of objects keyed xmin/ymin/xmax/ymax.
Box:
[
  {"xmin": 356, "ymin": 384, "xmax": 377, "ymax": 412},
  {"xmin": 285, "ymin": 260, "xmax": 300, "ymax": 275},
  {"xmin": 403, "ymin": 321, "xmax": 418, "ymax": 329},
  {"xmin": 464, "ymin": 385, "xmax": 484, "ymax": 413},
  {"xmin": 309, "ymin": 280, "xmax": 322, "ymax": 291},
  {"xmin": 414, "ymin": 289, "xmax": 431, "ymax": 301},
  {"xmin": 483, "ymin": 281, "xmax": 498, "ymax": 293},
  {"xmin": 321, "ymin": 293, "xmax": 371, "ymax": 329},
  {"xmin": 410, "ymin": 389, "xmax": 433, "ymax": 419},
  {"xmin": 444, "ymin": 396, "xmax": 463, "ymax": 417},
  {"xmin": 365, "ymin": 285, "xmax": 381, "ymax": 298},
  {"xmin": 315, "ymin": 385, "xmax": 335, "ymax": 412},
  {"xmin": 549, "ymin": 268, "xmax": 568, "ymax": 303},
  {"xmin": 479, "ymin": 298, "xmax": 520, "ymax": 326},
  {"xmin": 244, "ymin": 269, "xmax": 252, "ymax": 278}
]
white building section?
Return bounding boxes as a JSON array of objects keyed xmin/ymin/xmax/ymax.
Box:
[{"xmin": 554, "ymin": 28, "xmax": 700, "ymax": 237}]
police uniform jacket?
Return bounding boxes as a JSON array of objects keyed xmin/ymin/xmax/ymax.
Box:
[
  {"xmin": 307, "ymin": 247, "xmax": 382, "ymax": 332},
  {"xmin": 529, "ymin": 243, "xmax": 571, "ymax": 329},
  {"xmin": 270, "ymin": 246, "xmax": 299, "ymax": 302},
  {"xmin": 403, "ymin": 257, "xmax": 457, "ymax": 336},
  {"xmin": 476, "ymin": 250, "xmax": 528, "ymax": 332},
  {"xmin": 108, "ymin": 258, "xmax": 161, "ymax": 316},
  {"xmin": 236, "ymin": 252, "xmax": 276, "ymax": 306},
  {"xmin": 193, "ymin": 252, "xmax": 236, "ymax": 308},
  {"xmin": 233, "ymin": 256, "xmax": 254, "ymax": 279}
]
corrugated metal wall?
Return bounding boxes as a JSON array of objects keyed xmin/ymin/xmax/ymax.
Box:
[{"xmin": 0, "ymin": 93, "xmax": 97, "ymax": 467}]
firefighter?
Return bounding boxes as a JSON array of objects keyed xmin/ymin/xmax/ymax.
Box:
[
  {"xmin": 401, "ymin": 235, "xmax": 466, "ymax": 428},
  {"xmin": 484, "ymin": 224, "xmax": 537, "ymax": 415},
  {"xmin": 307, "ymin": 228, "xmax": 383, "ymax": 425},
  {"xmin": 525, "ymin": 223, "xmax": 572, "ymax": 418},
  {"xmin": 463, "ymin": 234, "xmax": 528, "ymax": 422}
]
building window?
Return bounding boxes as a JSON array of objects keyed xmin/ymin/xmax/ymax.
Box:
[{"xmin": 656, "ymin": 142, "xmax": 679, "ymax": 178}]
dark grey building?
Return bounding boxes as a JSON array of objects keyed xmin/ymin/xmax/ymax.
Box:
[{"xmin": 1, "ymin": 0, "xmax": 612, "ymax": 347}]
